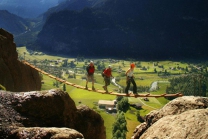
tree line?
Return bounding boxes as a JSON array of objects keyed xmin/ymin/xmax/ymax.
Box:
[{"xmin": 166, "ymin": 73, "xmax": 208, "ymax": 97}]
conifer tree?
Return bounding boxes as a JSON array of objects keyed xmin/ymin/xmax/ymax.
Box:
[
  {"xmin": 112, "ymin": 111, "xmax": 127, "ymax": 139},
  {"xmin": 63, "ymin": 84, "xmax": 66, "ymax": 91}
]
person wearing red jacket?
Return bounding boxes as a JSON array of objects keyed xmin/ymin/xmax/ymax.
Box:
[
  {"xmin": 103, "ymin": 65, "xmax": 114, "ymax": 93},
  {"xmin": 86, "ymin": 61, "xmax": 95, "ymax": 90}
]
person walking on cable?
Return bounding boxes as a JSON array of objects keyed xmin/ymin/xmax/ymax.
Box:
[
  {"xmin": 85, "ymin": 61, "xmax": 95, "ymax": 90},
  {"xmin": 125, "ymin": 63, "xmax": 137, "ymax": 95},
  {"xmin": 103, "ymin": 65, "xmax": 114, "ymax": 93}
]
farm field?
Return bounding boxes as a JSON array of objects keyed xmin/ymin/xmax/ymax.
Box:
[{"xmin": 17, "ymin": 46, "xmax": 192, "ymax": 139}]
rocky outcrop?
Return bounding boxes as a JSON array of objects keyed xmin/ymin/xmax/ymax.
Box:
[
  {"xmin": 131, "ymin": 96, "xmax": 208, "ymax": 139},
  {"xmin": 10, "ymin": 127, "xmax": 83, "ymax": 139},
  {"xmin": 0, "ymin": 89, "xmax": 106, "ymax": 139},
  {"xmin": 0, "ymin": 28, "xmax": 41, "ymax": 92}
]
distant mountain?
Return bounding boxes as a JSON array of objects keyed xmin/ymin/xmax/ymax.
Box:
[
  {"xmin": 12, "ymin": 0, "xmax": 107, "ymax": 47},
  {"xmin": 0, "ymin": 0, "xmax": 59, "ymax": 18},
  {"xmin": 0, "ymin": 10, "xmax": 31, "ymax": 35},
  {"xmin": 43, "ymin": 0, "xmax": 107, "ymax": 20},
  {"xmin": 33, "ymin": 0, "xmax": 208, "ymax": 60}
]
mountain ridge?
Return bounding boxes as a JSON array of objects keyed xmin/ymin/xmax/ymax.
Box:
[
  {"xmin": 0, "ymin": 10, "xmax": 30, "ymax": 35},
  {"xmin": 1, "ymin": 0, "xmax": 208, "ymax": 60},
  {"xmin": 0, "ymin": 0, "xmax": 59, "ymax": 18},
  {"xmin": 35, "ymin": 0, "xmax": 208, "ymax": 60}
]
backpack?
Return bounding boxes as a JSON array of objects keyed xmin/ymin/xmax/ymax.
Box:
[
  {"xmin": 86, "ymin": 65, "xmax": 90, "ymax": 72},
  {"xmin": 86, "ymin": 65, "xmax": 94, "ymax": 75},
  {"xmin": 101, "ymin": 68, "xmax": 106, "ymax": 77}
]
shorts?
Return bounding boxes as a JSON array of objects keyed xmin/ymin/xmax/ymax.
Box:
[{"xmin": 86, "ymin": 73, "xmax": 94, "ymax": 82}]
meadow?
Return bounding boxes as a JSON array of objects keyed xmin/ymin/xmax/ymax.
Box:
[{"xmin": 17, "ymin": 46, "xmax": 189, "ymax": 139}]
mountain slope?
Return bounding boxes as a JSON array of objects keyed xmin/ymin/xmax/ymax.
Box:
[
  {"xmin": 43, "ymin": 0, "xmax": 107, "ymax": 20},
  {"xmin": 0, "ymin": 0, "xmax": 59, "ymax": 18},
  {"xmin": 35, "ymin": 0, "xmax": 208, "ymax": 60},
  {"xmin": 0, "ymin": 10, "xmax": 31, "ymax": 35}
]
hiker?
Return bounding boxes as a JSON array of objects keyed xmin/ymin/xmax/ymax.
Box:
[
  {"xmin": 103, "ymin": 65, "xmax": 114, "ymax": 93},
  {"xmin": 125, "ymin": 63, "xmax": 137, "ymax": 95},
  {"xmin": 85, "ymin": 61, "xmax": 95, "ymax": 90}
]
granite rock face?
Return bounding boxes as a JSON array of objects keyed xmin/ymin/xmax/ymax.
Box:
[
  {"xmin": 0, "ymin": 28, "xmax": 41, "ymax": 92},
  {"xmin": 0, "ymin": 89, "xmax": 106, "ymax": 139},
  {"xmin": 132, "ymin": 96, "xmax": 208, "ymax": 139},
  {"xmin": 140, "ymin": 109, "xmax": 208, "ymax": 139},
  {"xmin": 10, "ymin": 127, "xmax": 84, "ymax": 139}
]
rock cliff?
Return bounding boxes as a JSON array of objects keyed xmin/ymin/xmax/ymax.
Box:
[
  {"xmin": 0, "ymin": 28, "xmax": 41, "ymax": 91},
  {"xmin": 131, "ymin": 96, "xmax": 208, "ymax": 139},
  {"xmin": 0, "ymin": 89, "xmax": 106, "ymax": 139}
]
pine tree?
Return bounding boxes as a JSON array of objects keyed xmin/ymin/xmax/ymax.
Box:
[
  {"xmin": 112, "ymin": 111, "xmax": 127, "ymax": 139},
  {"xmin": 63, "ymin": 84, "xmax": 66, "ymax": 91}
]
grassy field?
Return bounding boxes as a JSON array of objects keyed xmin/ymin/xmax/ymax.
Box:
[
  {"xmin": 17, "ymin": 46, "xmax": 189, "ymax": 139},
  {"xmin": 17, "ymin": 46, "xmax": 73, "ymax": 61},
  {"xmin": 41, "ymin": 75, "xmax": 117, "ymax": 139}
]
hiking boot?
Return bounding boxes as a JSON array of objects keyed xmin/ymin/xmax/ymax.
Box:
[
  {"xmin": 102, "ymin": 86, "xmax": 106, "ymax": 91},
  {"xmin": 105, "ymin": 89, "xmax": 109, "ymax": 93},
  {"xmin": 105, "ymin": 88, "xmax": 109, "ymax": 93}
]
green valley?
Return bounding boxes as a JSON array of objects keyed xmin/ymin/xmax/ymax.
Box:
[{"xmin": 17, "ymin": 46, "xmax": 208, "ymax": 139}]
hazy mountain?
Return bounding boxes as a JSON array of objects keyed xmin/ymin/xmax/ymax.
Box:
[
  {"xmin": 0, "ymin": 10, "xmax": 31, "ymax": 35},
  {"xmin": 0, "ymin": 0, "xmax": 59, "ymax": 18},
  {"xmin": 34, "ymin": 0, "xmax": 208, "ymax": 60},
  {"xmin": 43, "ymin": 0, "xmax": 107, "ymax": 20}
]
